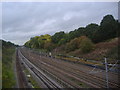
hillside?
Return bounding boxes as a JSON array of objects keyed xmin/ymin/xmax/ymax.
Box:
[
  {"xmin": 2, "ymin": 40, "xmax": 17, "ymax": 88},
  {"xmin": 24, "ymin": 14, "xmax": 119, "ymax": 61},
  {"xmin": 53, "ymin": 38, "xmax": 119, "ymax": 61}
]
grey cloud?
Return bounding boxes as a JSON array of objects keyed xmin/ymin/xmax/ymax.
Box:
[{"xmin": 2, "ymin": 2, "xmax": 118, "ymax": 45}]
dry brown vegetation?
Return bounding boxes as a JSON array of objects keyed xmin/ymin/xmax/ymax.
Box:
[{"xmin": 53, "ymin": 38, "xmax": 118, "ymax": 61}]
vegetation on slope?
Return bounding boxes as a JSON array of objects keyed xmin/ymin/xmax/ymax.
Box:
[
  {"xmin": 24, "ymin": 14, "xmax": 119, "ymax": 60},
  {"xmin": 0, "ymin": 40, "xmax": 2, "ymax": 89},
  {"xmin": 2, "ymin": 40, "xmax": 17, "ymax": 88},
  {"xmin": 64, "ymin": 38, "xmax": 119, "ymax": 60}
]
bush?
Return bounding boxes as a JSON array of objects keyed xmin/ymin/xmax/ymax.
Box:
[
  {"xmin": 65, "ymin": 38, "xmax": 78, "ymax": 52},
  {"xmin": 44, "ymin": 42, "xmax": 56, "ymax": 51},
  {"xmin": 106, "ymin": 45, "xmax": 119, "ymax": 59},
  {"xmin": 80, "ymin": 37, "xmax": 94, "ymax": 53}
]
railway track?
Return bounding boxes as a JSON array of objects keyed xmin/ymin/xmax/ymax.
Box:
[
  {"xmin": 18, "ymin": 49, "xmax": 75, "ymax": 88},
  {"xmin": 25, "ymin": 51, "xmax": 119, "ymax": 88},
  {"xmin": 27, "ymin": 56, "xmax": 100, "ymax": 88},
  {"xmin": 26, "ymin": 55, "xmax": 118, "ymax": 88},
  {"xmin": 16, "ymin": 49, "xmax": 30, "ymax": 88},
  {"xmin": 40, "ymin": 56, "xmax": 119, "ymax": 88},
  {"xmin": 19, "ymin": 47, "xmax": 119, "ymax": 88}
]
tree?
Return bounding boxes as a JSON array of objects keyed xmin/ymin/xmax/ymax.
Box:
[
  {"xmin": 58, "ymin": 38, "xmax": 66, "ymax": 45},
  {"xmin": 58, "ymin": 33, "xmax": 69, "ymax": 45},
  {"xmin": 44, "ymin": 42, "xmax": 56, "ymax": 51},
  {"xmin": 24, "ymin": 34, "xmax": 52, "ymax": 49},
  {"xmin": 24, "ymin": 41, "xmax": 31, "ymax": 48},
  {"xmin": 65, "ymin": 36, "xmax": 94, "ymax": 53},
  {"xmin": 2, "ymin": 40, "xmax": 15, "ymax": 48},
  {"xmin": 65, "ymin": 38, "xmax": 78, "ymax": 52},
  {"xmin": 24, "ymin": 14, "xmax": 118, "ymax": 53},
  {"xmin": 93, "ymin": 15, "xmax": 118, "ymax": 43},
  {"xmin": 76, "ymin": 27, "xmax": 86, "ymax": 37},
  {"xmin": 85, "ymin": 23, "xmax": 99, "ymax": 41},
  {"xmin": 117, "ymin": 20, "xmax": 120, "ymax": 37},
  {"xmin": 68, "ymin": 30, "xmax": 77, "ymax": 40},
  {"xmin": 80, "ymin": 36, "xmax": 94, "ymax": 53},
  {"xmin": 38, "ymin": 34, "xmax": 52, "ymax": 48},
  {"xmin": 51, "ymin": 31, "xmax": 66, "ymax": 44},
  {"xmin": 30, "ymin": 37, "xmax": 39, "ymax": 49}
]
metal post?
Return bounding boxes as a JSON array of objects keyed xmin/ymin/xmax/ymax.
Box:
[{"xmin": 105, "ymin": 58, "xmax": 109, "ymax": 88}]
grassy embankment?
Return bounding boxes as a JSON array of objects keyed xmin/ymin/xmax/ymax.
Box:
[
  {"xmin": 2, "ymin": 47, "xmax": 16, "ymax": 88},
  {"xmin": 0, "ymin": 45, "xmax": 2, "ymax": 89}
]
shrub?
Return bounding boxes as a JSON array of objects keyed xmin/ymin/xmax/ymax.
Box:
[{"xmin": 80, "ymin": 36, "xmax": 94, "ymax": 53}]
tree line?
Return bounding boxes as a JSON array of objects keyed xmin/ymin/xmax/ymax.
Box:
[{"xmin": 24, "ymin": 15, "xmax": 119, "ymax": 53}]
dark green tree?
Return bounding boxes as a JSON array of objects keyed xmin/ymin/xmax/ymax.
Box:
[
  {"xmin": 51, "ymin": 31, "xmax": 66, "ymax": 44},
  {"xmin": 68, "ymin": 27, "xmax": 86, "ymax": 41},
  {"xmin": 93, "ymin": 15, "xmax": 118, "ymax": 43},
  {"xmin": 85, "ymin": 23, "xmax": 99, "ymax": 41}
]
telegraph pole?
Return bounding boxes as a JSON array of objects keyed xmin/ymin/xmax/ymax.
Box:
[{"xmin": 105, "ymin": 58, "xmax": 109, "ymax": 88}]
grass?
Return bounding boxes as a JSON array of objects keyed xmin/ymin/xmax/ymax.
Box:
[
  {"xmin": 29, "ymin": 76, "xmax": 40, "ymax": 88},
  {"xmin": 24, "ymin": 67, "xmax": 40, "ymax": 88},
  {"xmin": 56, "ymin": 55, "xmax": 103, "ymax": 67},
  {"xmin": 0, "ymin": 47, "xmax": 2, "ymax": 89},
  {"xmin": 0, "ymin": 61, "xmax": 2, "ymax": 89},
  {"xmin": 2, "ymin": 47, "xmax": 16, "ymax": 88},
  {"xmin": 12, "ymin": 50, "xmax": 18, "ymax": 88}
]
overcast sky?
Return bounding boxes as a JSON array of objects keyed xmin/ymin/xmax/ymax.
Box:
[{"xmin": 2, "ymin": 2, "xmax": 118, "ymax": 45}]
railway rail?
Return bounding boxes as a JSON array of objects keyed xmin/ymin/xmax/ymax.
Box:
[
  {"xmin": 18, "ymin": 47, "xmax": 119, "ymax": 88},
  {"xmin": 18, "ymin": 49, "xmax": 75, "ymax": 89},
  {"xmin": 40, "ymin": 56, "xmax": 119, "ymax": 88},
  {"xmin": 16, "ymin": 49, "xmax": 30, "ymax": 88},
  {"xmin": 25, "ymin": 54, "xmax": 119, "ymax": 88}
]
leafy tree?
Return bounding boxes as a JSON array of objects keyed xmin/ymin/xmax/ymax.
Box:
[
  {"xmin": 24, "ymin": 14, "xmax": 118, "ymax": 53},
  {"xmin": 38, "ymin": 34, "xmax": 51, "ymax": 48},
  {"xmin": 117, "ymin": 20, "xmax": 120, "ymax": 37},
  {"xmin": 85, "ymin": 23, "xmax": 99, "ymax": 41},
  {"xmin": 30, "ymin": 37, "xmax": 39, "ymax": 49},
  {"xmin": 80, "ymin": 36, "xmax": 94, "ymax": 53},
  {"xmin": 93, "ymin": 15, "xmax": 118, "ymax": 43},
  {"xmin": 58, "ymin": 33, "xmax": 69, "ymax": 45},
  {"xmin": 44, "ymin": 42, "xmax": 56, "ymax": 51},
  {"xmin": 2, "ymin": 40, "xmax": 15, "ymax": 48},
  {"xmin": 75, "ymin": 27, "xmax": 86, "ymax": 37},
  {"xmin": 58, "ymin": 38, "xmax": 66, "ymax": 45},
  {"xmin": 24, "ymin": 41, "xmax": 30, "ymax": 48},
  {"xmin": 24, "ymin": 34, "xmax": 52, "ymax": 50},
  {"xmin": 51, "ymin": 31, "xmax": 66, "ymax": 44},
  {"xmin": 68, "ymin": 30, "xmax": 77, "ymax": 40},
  {"xmin": 65, "ymin": 36, "xmax": 94, "ymax": 53},
  {"xmin": 65, "ymin": 38, "xmax": 78, "ymax": 52}
]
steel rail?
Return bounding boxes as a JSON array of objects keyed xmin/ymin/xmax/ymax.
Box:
[{"xmin": 18, "ymin": 49, "xmax": 73, "ymax": 89}]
